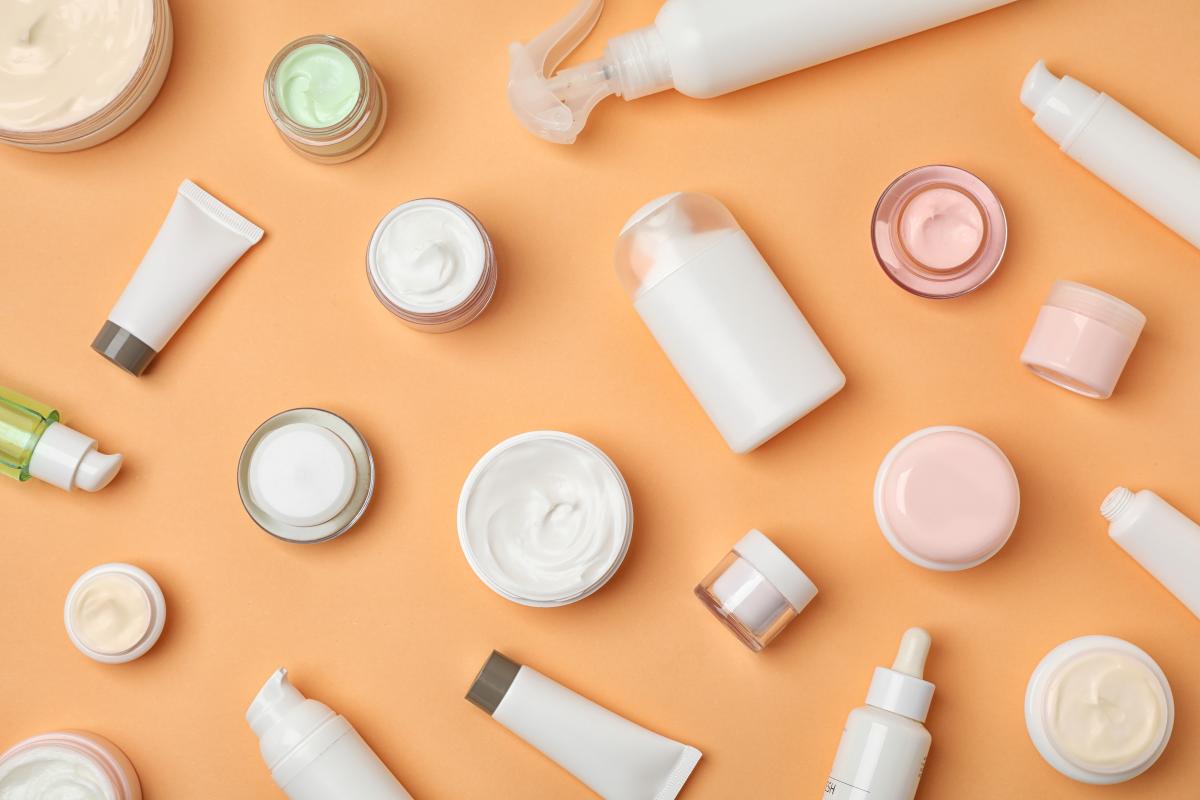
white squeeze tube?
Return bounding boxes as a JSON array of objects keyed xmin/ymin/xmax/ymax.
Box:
[
  {"xmin": 508, "ymin": 0, "xmax": 1019, "ymax": 143},
  {"xmin": 92, "ymin": 178, "xmax": 264, "ymax": 376},
  {"xmin": 466, "ymin": 651, "xmax": 702, "ymax": 800},
  {"xmin": 247, "ymin": 668, "xmax": 415, "ymax": 800},
  {"xmin": 1101, "ymin": 488, "xmax": 1200, "ymax": 620},
  {"xmin": 1021, "ymin": 60, "xmax": 1200, "ymax": 250}
]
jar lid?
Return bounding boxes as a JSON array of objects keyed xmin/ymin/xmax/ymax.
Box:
[{"xmin": 732, "ymin": 529, "xmax": 817, "ymax": 613}]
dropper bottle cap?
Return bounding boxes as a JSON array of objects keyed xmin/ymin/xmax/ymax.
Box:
[
  {"xmin": 865, "ymin": 628, "xmax": 936, "ymax": 722},
  {"xmin": 28, "ymin": 422, "xmax": 123, "ymax": 492}
]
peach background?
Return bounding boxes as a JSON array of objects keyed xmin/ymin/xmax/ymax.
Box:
[{"xmin": 3, "ymin": 0, "xmax": 1200, "ymax": 797}]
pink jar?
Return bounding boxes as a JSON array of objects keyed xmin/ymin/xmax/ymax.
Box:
[
  {"xmin": 1020, "ymin": 281, "xmax": 1146, "ymax": 399},
  {"xmin": 0, "ymin": 731, "xmax": 142, "ymax": 799}
]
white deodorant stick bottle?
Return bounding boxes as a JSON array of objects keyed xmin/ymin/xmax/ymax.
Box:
[
  {"xmin": 246, "ymin": 668, "xmax": 414, "ymax": 800},
  {"xmin": 1021, "ymin": 60, "xmax": 1200, "ymax": 250},
  {"xmin": 1101, "ymin": 487, "xmax": 1200, "ymax": 620},
  {"xmin": 616, "ymin": 192, "xmax": 845, "ymax": 454},
  {"xmin": 824, "ymin": 628, "xmax": 935, "ymax": 800}
]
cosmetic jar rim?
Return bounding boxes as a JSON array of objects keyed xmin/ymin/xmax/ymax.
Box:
[
  {"xmin": 0, "ymin": 730, "xmax": 140, "ymax": 799},
  {"xmin": 870, "ymin": 164, "xmax": 1007, "ymax": 299},
  {"xmin": 366, "ymin": 198, "xmax": 498, "ymax": 329},
  {"xmin": 1024, "ymin": 635, "xmax": 1174, "ymax": 784},
  {"xmin": 63, "ymin": 562, "xmax": 165, "ymax": 664},
  {"xmin": 873, "ymin": 425, "xmax": 1019, "ymax": 571},
  {"xmin": 0, "ymin": 0, "xmax": 172, "ymax": 148},
  {"xmin": 456, "ymin": 430, "xmax": 634, "ymax": 607},
  {"xmin": 236, "ymin": 408, "xmax": 375, "ymax": 544}
]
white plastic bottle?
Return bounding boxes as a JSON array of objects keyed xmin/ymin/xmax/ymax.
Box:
[
  {"xmin": 1021, "ymin": 61, "xmax": 1200, "ymax": 250},
  {"xmin": 508, "ymin": 0, "xmax": 1018, "ymax": 143},
  {"xmin": 246, "ymin": 668, "xmax": 414, "ymax": 800},
  {"xmin": 1101, "ymin": 487, "xmax": 1200, "ymax": 620},
  {"xmin": 615, "ymin": 192, "xmax": 845, "ymax": 454},
  {"xmin": 824, "ymin": 629, "xmax": 935, "ymax": 800}
]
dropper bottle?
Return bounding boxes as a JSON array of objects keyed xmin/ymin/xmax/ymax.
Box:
[
  {"xmin": 824, "ymin": 628, "xmax": 935, "ymax": 800},
  {"xmin": 0, "ymin": 385, "xmax": 122, "ymax": 492}
]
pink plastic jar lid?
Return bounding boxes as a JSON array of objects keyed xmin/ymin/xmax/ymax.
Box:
[
  {"xmin": 1020, "ymin": 280, "xmax": 1146, "ymax": 399},
  {"xmin": 874, "ymin": 426, "xmax": 1020, "ymax": 570}
]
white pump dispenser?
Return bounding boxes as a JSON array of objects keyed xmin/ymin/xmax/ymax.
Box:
[
  {"xmin": 508, "ymin": 0, "xmax": 1019, "ymax": 143},
  {"xmin": 824, "ymin": 628, "xmax": 935, "ymax": 800},
  {"xmin": 246, "ymin": 668, "xmax": 414, "ymax": 800}
]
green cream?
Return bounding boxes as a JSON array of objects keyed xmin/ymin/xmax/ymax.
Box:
[{"xmin": 274, "ymin": 43, "xmax": 361, "ymax": 128}]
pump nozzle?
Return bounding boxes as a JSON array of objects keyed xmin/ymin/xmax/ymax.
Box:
[
  {"xmin": 892, "ymin": 627, "xmax": 932, "ymax": 678},
  {"xmin": 247, "ymin": 667, "xmax": 306, "ymax": 737}
]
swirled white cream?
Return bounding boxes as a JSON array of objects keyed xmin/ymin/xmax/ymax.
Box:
[
  {"xmin": 1046, "ymin": 650, "xmax": 1168, "ymax": 771},
  {"xmin": 0, "ymin": 0, "xmax": 154, "ymax": 132},
  {"xmin": 462, "ymin": 434, "xmax": 630, "ymax": 602},
  {"xmin": 0, "ymin": 746, "xmax": 115, "ymax": 800},
  {"xmin": 371, "ymin": 200, "xmax": 486, "ymax": 312}
]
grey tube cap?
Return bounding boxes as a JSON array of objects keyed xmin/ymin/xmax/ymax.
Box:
[
  {"xmin": 466, "ymin": 651, "xmax": 521, "ymax": 716},
  {"xmin": 92, "ymin": 320, "xmax": 157, "ymax": 376}
]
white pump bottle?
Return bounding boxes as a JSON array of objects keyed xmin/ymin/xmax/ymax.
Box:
[
  {"xmin": 247, "ymin": 668, "xmax": 414, "ymax": 800},
  {"xmin": 824, "ymin": 629, "xmax": 935, "ymax": 800},
  {"xmin": 508, "ymin": 0, "xmax": 1019, "ymax": 143}
]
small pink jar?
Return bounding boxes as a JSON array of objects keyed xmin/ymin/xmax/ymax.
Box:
[
  {"xmin": 1021, "ymin": 281, "xmax": 1146, "ymax": 399},
  {"xmin": 0, "ymin": 731, "xmax": 142, "ymax": 799}
]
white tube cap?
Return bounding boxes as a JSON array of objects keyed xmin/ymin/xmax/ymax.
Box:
[
  {"xmin": 28, "ymin": 422, "xmax": 123, "ymax": 492},
  {"xmin": 866, "ymin": 628, "xmax": 936, "ymax": 722},
  {"xmin": 248, "ymin": 423, "xmax": 357, "ymax": 527},
  {"xmin": 732, "ymin": 529, "xmax": 818, "ymax": 613}
]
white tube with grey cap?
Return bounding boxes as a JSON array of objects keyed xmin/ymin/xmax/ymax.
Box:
[
  {"xmin": 1021, "ymin": 60, "xmax": 1200, "ymax": 250},
  {"xmin": 467, "ymin": 651, "xmax": 702, "ymax": 800}
]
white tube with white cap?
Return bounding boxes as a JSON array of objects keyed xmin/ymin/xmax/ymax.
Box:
[
  {"xmin": 824, "ymin": 628, "xmax": 935, "ymax": 800},
  {"xmin": 467, "ymin": 651, "xmax": 701, "ymax": 800},
  {"xmin": 246, "ymin": 668, "xmax": 414, "ymax": 800},
  {"xmin": 1021, "ymin": 60, "xmax": 1200, "ymax": 250},
  {"xmin": 1101, "ymin": 487, "xmax": 1200, "ymax": 620}
]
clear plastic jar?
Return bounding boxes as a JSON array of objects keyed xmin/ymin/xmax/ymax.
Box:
[
  {"xmin": 0, "ymin": 0, "xmax": 174, "ymax": 153},
  {"xmin": 0, "ymin": 731, "xmax": 142, "ymax": 799},
  {"xmin": 263, "ymin": 35, "xmax": 387, "ymax": 164}
]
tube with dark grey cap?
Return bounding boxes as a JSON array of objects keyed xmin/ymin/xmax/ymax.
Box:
[
  {"xmin": 467, "ymin": 651, "xmax": 702, "ymax": 800},
  {"xmin": 93, "ymin": 179, "xmax": 264, "ymax": 375}
]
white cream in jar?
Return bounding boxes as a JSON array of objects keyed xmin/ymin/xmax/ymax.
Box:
[
  {"xmin": 0, "ymin": 745, "xmax": 114, "ymax": 800},
  {"xmin": 458, "ymin": 431, "xmax": 633, "ymax": 606},
  {"xmin": 0, "ymin": 0, "xmax": 154, "ymax": 132}
]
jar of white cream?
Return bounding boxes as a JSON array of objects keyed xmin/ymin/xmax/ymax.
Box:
[
  {"xmin": 457, "ymin": 431, "xmax": 633, "ymax": 606},
  {"xmin": 1025, "ymin": 635, "xmax": 1173, "ymax": 784},
  {"xmin": 0, "ymin": 0, "xmax": 173, "ymax": 152},
  {"xmin": 367, "ymin": 199, "xmax": 498, "ymax": 332},
  {"xmin": 64, "ymin": 563, "xmax": 166, "ymax": 664},
  {"xmin": 0, "ymin": 730, "xmax": 142, "ymax": 800}
]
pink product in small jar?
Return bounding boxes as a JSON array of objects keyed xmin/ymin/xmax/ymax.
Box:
[
  {"xmin": 872, "ymin": 165, "xmax": 1007, "ymax": 298},
  {"xmin": 1020, "ymin": 280, "xmax": 1146, "ymax": 399},
  {"xmin": 0, "ymin": 731, "xmax": 142, "ymax": 800},
  {"xmin": 874, "ymin": 426, "xmax": 1020, "ymax": 571}
]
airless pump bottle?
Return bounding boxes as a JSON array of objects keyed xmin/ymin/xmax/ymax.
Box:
[
  {"xmin": 824, "ymin": 628, "xmax": 935, "ymax": 800},
  {"xmin": 0, "ymin": 385, "xmax": 122, "ymax": 492},
  {"xmin": 1021, "ymin": 61, "xmax": 1200, "ymax": 250},
  {"xmin": 509, "ymin": 0, "xmax": 1018, "ymax": 143}
]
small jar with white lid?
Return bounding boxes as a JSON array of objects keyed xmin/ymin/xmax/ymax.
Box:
[
  {"xmin": 0, "ymin": 731, "xmax": 142, "ymax": 799},
  {"xmin": 264, "ymin": 35, "xmax": 387, "ymax": 164},
  {"xmin": 695, "ymin": 529, "xmax": 817, "ymax": 651},
  {"xmin": 367, "ymin": 199, "xmax": 498, "ymax": 332},
  {"xmin": 64, "ymin": 563, "xmax": 166, "ymax": 664},
  {"xmin": 0, "ymin": 0, "xmax": 174, "ymax": 152},
  {"xmin": 1025, "ymin": 635, "xmax": 1173, "ymax": 784},
  {"xmin": 237, "ymin": 408, "xmax": 375, "ymax": 544}
]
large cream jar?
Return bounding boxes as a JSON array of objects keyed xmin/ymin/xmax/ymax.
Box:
[
  {"xmin": 0, "ymin": 0, "xmax": 173, "ymax": 151},
  {"xmin": 457, "ymin": 431, "xmax": 633, "ymax": 607}
]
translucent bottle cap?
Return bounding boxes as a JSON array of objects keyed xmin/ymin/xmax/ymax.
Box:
[{"xmin": 1044, "ymin": 281, "xmax": 1146, "ymax": 342}]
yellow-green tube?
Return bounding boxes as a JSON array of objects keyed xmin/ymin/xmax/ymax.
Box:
[{"xmin": 0, "ymin": 385, "xmax": 59, "ymax": 481}]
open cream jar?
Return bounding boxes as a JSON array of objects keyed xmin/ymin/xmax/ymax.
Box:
[
  {"xmin": 0, "ymin": 731, "xmax": 142, "ymax": 800},
  {"xmin": 64, "ymin": 563, "xmax": 165, "ymax": 664},
  {"xmin": 457, "ymin": 431, "xmax": 633, "ymax": 606}
]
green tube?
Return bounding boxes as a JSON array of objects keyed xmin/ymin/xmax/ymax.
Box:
[{"xmin": 0, "ymin": 385, "xmax": 58, "ymax": 481}]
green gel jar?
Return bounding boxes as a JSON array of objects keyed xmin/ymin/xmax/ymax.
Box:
[{"xmin": 264, "ymin": 35, "xmax": 387, "ymax": 164}]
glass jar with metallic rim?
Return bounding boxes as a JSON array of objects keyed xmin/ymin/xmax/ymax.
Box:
[{"xmin": 263, "ymin": 34, "xmax": 387, "ymax": 164}]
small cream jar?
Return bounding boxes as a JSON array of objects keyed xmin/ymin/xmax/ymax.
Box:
[
  {"xmin": 237, "ymin": 408, "xmax": 375, "ymax": 544},
  {"xmin": 1025, "ymin": 635, "xmax": 1173, "ymax": 784},
  {"xmin": 457, "ymin": 431, "xmax": 633, "ymax": 607},
  {"xmin": 64, "ymin": 563, "xmax": 165, "ymax": 664},
  {"xmin": 367, "ymin": 199, "xmax": 498, "ymax": 332},
  {"xmin": 695, "ymin": 529, "xmax": 817, "ymax": 652}
]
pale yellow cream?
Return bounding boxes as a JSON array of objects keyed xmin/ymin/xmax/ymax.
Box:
[{"xmin": 69, "ymin": 572, "xmax": 151, "ymax": 655}]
